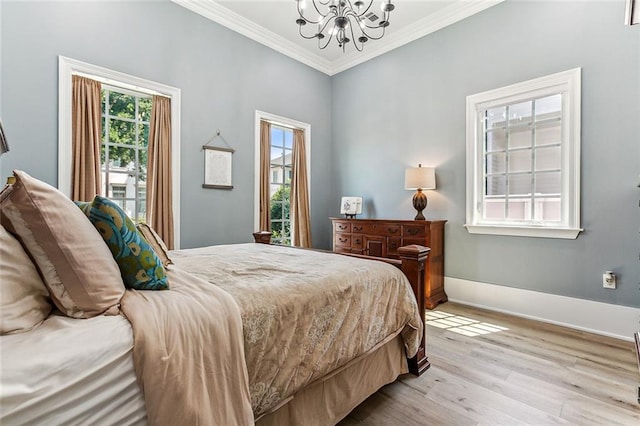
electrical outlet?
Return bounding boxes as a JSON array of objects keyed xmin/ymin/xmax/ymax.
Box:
[{"xmin": 603, "ymin": 271, "xmax": 616, "ymax": 289}]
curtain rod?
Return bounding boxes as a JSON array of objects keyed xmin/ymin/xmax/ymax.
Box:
[{"xmin": 73, "ymin": 71, "xmax": 169, "ymax": 98}]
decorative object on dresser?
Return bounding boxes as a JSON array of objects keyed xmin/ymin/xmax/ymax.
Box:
[
  {"xmin": 405, "ymin": 164, "xmax": 436, "ymax": 220},
  {"xmin": 331, "ymin": 217, "xmax": 447, "ymax": 309},
  {"xmin": 340, "ymin": 196, "xmax": 363, "ymax": 219}
]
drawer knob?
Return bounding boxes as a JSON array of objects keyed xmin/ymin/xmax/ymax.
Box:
[
  {"xmin": 408, "ymin": 228, "xmax": 418, "ymax": 235},
  {"xmin": 354, "ymin": 226, "xmax": 363, "ymax": 232},
  {"xmin": 388, "ymin": 228, "xmax": 398, "ymax": 233},
  {"xmin": 339, "ymin": 237, "xmax": 347, "ymax": 242}
]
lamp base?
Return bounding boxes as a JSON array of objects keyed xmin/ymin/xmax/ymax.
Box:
[{"xmin": 412, "ymin": 189, "xmax": 428, "ymax": 221}]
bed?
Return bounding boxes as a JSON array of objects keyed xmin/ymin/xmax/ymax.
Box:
[{"xmin": 0, "ymin": 171, "xmax": 429, "ymax": 425}]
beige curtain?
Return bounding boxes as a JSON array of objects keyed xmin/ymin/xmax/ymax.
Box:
[
  {"xmin": 259, "ymin": 120, "xmax": 271, "ymax": 232},
  {"xmin": 291, "ymin": 129, "xmax": 312, "ymax": 248},
  {"xmin": 147, "ymin": 95, "xmax": 174, "ymax": 249},
  {"xmin": 71, "ymin": 75, "xmax": 102, "ymax": 201}
]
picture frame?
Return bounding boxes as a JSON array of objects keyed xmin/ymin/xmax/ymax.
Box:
[
  {"xmin": 202, "ymin": 145, "xmax": 234, "ymax": 189},
  {"xmin": 340, "ymin": 196, "xmax": 362, "ymax": 218}
]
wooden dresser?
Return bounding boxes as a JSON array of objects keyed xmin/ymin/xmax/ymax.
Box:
[{"xmin": 330, "ymin": 218, "xmax": 447, "ymax": 309}]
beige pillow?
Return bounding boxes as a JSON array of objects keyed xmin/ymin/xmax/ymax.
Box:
[
  {"xmin": 136, "ymin": 223, "xmax": 173, "ymax": 268},
  {"xmin": 0, "ymin": 171, "xmax": 125, "ymax": 318},
  {"xmin": 0, "ymin": 224, "xmax": 52, "ymax": 334}
]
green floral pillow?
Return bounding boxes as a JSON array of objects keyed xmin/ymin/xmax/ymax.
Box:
[{"xmin": 76, "ymin": 196, "xmax": 169, "ymax": 290}]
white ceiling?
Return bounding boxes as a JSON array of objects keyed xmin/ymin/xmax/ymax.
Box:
[{"xmin": 172, "ymin": 0, "xmax": 503, "ymax": 75}]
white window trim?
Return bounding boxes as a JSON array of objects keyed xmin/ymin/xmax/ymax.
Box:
[
  {"xmin": 254, "ymin": 110, "xmax": 311, "ymax": 236},
  {"xmin": 464, "ymin": 68, "xmax": 582, "ymax": 239},
  {"xmin": 58, "ymin": 56, "xmax": 182, "ymax": 248}
]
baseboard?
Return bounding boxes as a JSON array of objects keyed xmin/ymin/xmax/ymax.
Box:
[{"xmin": 444, "ymin": 277, "xmax": 640, "ymax": 342}]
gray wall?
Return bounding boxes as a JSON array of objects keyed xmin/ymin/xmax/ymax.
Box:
[
  {"xmin": 331, "ymin": 0, "xmax": 640, "ymax": 307},
  {"xmin": 0, "ymin": 0, "xmax": 333, "ymax": 249}
]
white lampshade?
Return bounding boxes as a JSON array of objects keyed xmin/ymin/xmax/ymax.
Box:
[{"xmin": 405, "ymin": 165, "xmax": 436, "ymax": 190}]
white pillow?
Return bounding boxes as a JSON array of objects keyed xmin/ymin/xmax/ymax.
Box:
[{"xmin": 0, "ymin": 224, "xmax": 52, "ymax": 334}]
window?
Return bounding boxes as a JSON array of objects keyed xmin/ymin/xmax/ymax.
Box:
[
  {"xmin": 101, "ymin": 86, "xmax": 151, "ymax": 221},
  {"xmin": 465, "ymin": 68, "xmax": 582, "ymax": 239},
  {"xmin": 270, "ymin": 125, "xmax": 293, "ymax": 245},
  {"xmin": 58, "ymin": 56, "xmax": 182, "ymax": 247},
  {"xmin": 254, "ymin": 110, "xmax": 311, "ymax": 246}
]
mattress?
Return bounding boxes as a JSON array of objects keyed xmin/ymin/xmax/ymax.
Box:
[{"xmin": 0, "ymin": 313, "xmax": 146, "ymax": 425}]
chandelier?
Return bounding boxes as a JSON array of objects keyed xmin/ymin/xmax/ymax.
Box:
[{"xmin": 295, "ymin": 0, "xmax": 395, "ymax": 52}]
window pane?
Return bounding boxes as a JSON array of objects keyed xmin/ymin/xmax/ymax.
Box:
[
  {"xmin": 508, "ymin": 149, "xmax": 531, "ymax": 173},
  {"xmin": 486, "ymin": 129, "xmax": 506, "ymax": 152},
  {"xmin": 271, "ymin": 166, "xmax": 283, "ymax": 184},
  {"xmin": 535, "ymin": 171, "xmax": 561, "ymax": 195},
  {"xmin": 284, "ymin": 166, "xmax": 293, "ymax": 184},
  {"xmin": 508, "ymin": 173, "xmax": 532, "ymax": 196},
  {"xmin": 535, "ymin": 122, "xmax": 561, "ymax": 146},
  {"xmin": 139, "ymin": 97, "xmax": 152, "ymax": 122},
  {"xmin": 284, "ymin": 130, "xmax": 293, "ymax": 149},
  {"xmin": 484, "ymin": 198, "xmax": 505, "ymax": 220},
  {"xmin": 536, "ymin": 197, "xmax": 561, "ymax": 221},
  {"xmin": 485, "ymin": 107, "xmax": 505, "ymax": 129},
  {"xmin": 535, "ymin": 146, "xmax": 561, "ymax": 171},
  {"xmin": 109, "ymin": 92, "xmax": 135, "ymax": 119},
  {"xmin": 271, "ymin": 204, "xmax": 282, "ymax": 220},
  {"xmin": 509, "ymin": 127, "xmax": 532, "ymax": 148},
  {"xmin": 109, "ymin": 119, "xmax": 136, "ymax": 146},
  {"xmin": 535, "ymin": 94, "xmax": 561, "ymax": 121},
  {"xmin": 486, "ymin": 152, "xmax": 506, "ymax": 174},
  {"xmin": 508, "ymin": 199, "xmax": 529, "ymax": 221},
  {"xmin": 486, "ymin": 175, "xmax": 506, "ymax": 196},
  {"xmin": 138, "ymin": 123, "xmax": 149, "ymax": 147},
  {"xmin": 271, "ymin": 127, "xmax": 284, "ymax": 147},
  {"xmin": 284, "ymin": 148, "xmax": 292, "ymax": 167},
  {"xmin": 109, "ymin": 146, "xmax": 136, "ymax": 168},
  {"xmin": 271, "ymin": 146, "xmax": 282, "ymax": 163},
  {"xmin": 508, "ymin": 101, "xmax": 532, "ymax": 126}
]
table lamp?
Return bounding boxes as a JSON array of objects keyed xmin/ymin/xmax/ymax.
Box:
[{"xmin": 405, "ymin": 164, "xmax": 436, "ymax": 220}]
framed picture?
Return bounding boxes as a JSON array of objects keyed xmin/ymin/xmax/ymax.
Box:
[
  {"xmin": 202, "ymin": 145, "xmax": 234, "ymax": 189},
  {"xmin": 340, "ymin": 196, "xmax": 362, "ymax": 217},
  {"xmin": 626, "ymin": 0, "xmax": 639, "ymax": 25}
]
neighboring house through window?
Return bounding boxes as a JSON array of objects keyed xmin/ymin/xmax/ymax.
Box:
[{"xmin": 465, "ymin": 68, "xmax": 582, "ymax": 239}]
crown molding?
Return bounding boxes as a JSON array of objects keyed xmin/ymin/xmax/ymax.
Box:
[
  {"xmin": 172, "ymin": 0, "xmax": 333, "ymax": 75},
  {"xmin": 172, "ymin": 0, "xmax": 504, "ymax": 76}
]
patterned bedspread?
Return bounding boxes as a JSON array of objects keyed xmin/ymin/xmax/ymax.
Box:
[{"xmin": 170, "ymin": 243, "xmax": 422, "ymax": 417}]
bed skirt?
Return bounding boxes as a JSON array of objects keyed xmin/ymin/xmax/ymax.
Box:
[{"xmin": 256, "ymin": 334, "xmax": 407, "ymax": 426}]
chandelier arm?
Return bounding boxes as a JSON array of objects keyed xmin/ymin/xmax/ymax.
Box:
[
  {"xmin": 347, "ymin": 20, "xmax": 365, "ymax": 52},
  {"xmin": 317, "ymin": 28, "xmax": 335, "ymax": 50}
]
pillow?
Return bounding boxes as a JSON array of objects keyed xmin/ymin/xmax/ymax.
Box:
[
  {"xmin": 80, "ymin": 196, "xmax": 168, "ymax": 290},
  {"xmin": 0, "ymin": 224, "xmax": 52, "ymax": 334},
  {"xmin": 136, "ymin": 222, "xmax": 173, "ymax": 268},
  {"xmin": 0, "ymin": 171, "xmax": 125, "ymax": 318}
]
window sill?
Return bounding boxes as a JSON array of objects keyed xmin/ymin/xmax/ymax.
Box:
[{"xmin": 464, "ymin": 224, "xmax": 583, "ymax": 239}]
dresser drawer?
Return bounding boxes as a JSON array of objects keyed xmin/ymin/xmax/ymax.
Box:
[
  {"xmin": 403, "ymin": 225, "xmax": 425, "ymax": 238},
  {"xmin": 360, "ymin": 223, "xmax": 401, "ymax": 236},
  {"xmin": 334, "ymin": 222, "xmax": 351, "ymax": 233},
  {"xmin": 351, "ymin": 234, "xmax": 364, "ymax": 249},
  {"xmin": 334, "ymin": 233, "xmax": 352, "ymax": 247}
]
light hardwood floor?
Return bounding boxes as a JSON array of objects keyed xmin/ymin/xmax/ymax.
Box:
[{"xmin": 340, "ymin": 303, "xmax": 640, "ymax": 425}]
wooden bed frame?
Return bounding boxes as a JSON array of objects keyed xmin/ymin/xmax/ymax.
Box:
[{"xmin": 253, "ymin": 232, "xmax": 430, "ymax": 376}]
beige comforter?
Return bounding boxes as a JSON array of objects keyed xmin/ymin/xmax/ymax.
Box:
[
  {"xmin": 170, "ymin": 243, "xmax": 423, "ymax": 418},
  {"xmin": 121, "ymin": 267, "xmax": 254, "ymax": 426}
]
